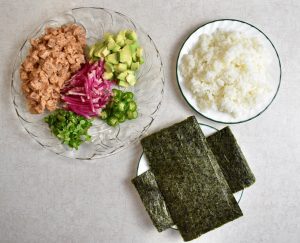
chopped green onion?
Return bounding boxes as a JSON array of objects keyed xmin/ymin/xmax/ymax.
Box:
[
  {"xmin": 107, "ymin": 116, "xmax": 119, "ymax": 127},
  {"xmin": 128, "ymin": 101, "xmax": 137, "ymax": 111},
  {"xmin": 100, "ymin": 110, "xmax": 108, "ymax": 120},
  {"xmin": 127, "ymin": 110, "xmax": 138, "ymax": 120},
  {"xmin": 123, "ymin": 91, "xmax": 134, "ymax": 101},
  {"xmin": 44, "ymin": 109, "xmax": 92, "ymax": 149}
]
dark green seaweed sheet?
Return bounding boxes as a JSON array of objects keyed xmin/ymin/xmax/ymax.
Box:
[
  {"xmin": 132, "ymin": 170, "xmax": 174, "ymax": 232},
  {"xmin": 141, "ymin": 116, "xmax": 243, "ymax": 241},
  {"xmin": 207, "ymin": 127, "xmax": 256, "ymax": 193}
]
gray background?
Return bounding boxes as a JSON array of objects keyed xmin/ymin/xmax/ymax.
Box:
[{"xmin": 0, "ymin": 0, "xmax": 299, "ymax": 242}]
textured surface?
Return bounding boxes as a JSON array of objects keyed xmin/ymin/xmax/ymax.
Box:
[
  {"xmin": 1, "ymin": 0, "xmax": 300, "ymax": 243},
  {"xmin": 141, "ymin": 117, "xmax": 243, "ymax": 241},
  {"xmin": 207, "ymin": 127, "xmax": 256, "ymax": 193},
  {"xmin": 131, "ymin": 170, "xmax": 174, "ymax": 232}
]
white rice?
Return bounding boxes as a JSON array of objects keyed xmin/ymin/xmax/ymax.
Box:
[{"xmin": 180, "ymin": 29, "xmax": 271, "ymax": 118}]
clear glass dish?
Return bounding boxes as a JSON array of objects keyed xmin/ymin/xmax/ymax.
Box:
[{"xmin": 11, "ymin": 7, "xmax": 165, "ymax": 160}]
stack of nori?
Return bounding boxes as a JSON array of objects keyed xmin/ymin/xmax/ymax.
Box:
[
  {"xmin": 141, "ymin": 116, "xmax": 243, "ymax": 241},
  {"xmin": 207, "ymin": 127, "xmax": 256, "ymax": 193},
  {"xmin": 132, "ymin": 170, "xmax": 174, "ymax": 232}
]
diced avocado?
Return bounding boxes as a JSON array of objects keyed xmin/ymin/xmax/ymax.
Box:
[
  {"xmin": 88, "ymin": 30, "xmax": 143, "ymax": 87},
  {"xmin": 125, "ymin": 39, "xmax": 134, "ymax": 45},
  {"xmin": 117, "ymin": 71, "xmax": 128, "ymax": 81},
  {"xmin": 107, "ymin": 38, "xmax": 117, "ymax": 51},
  {"xmin": 94, "ymin": 41, "xmax": 104, "ymax": 51},
  {"xmin": 115, "ymin": 31, "xmax": 126, "ymax": 47},
  {"xmin": 136, "ymin": 47, "xmax": 143, "ymax": 58},
  {"xmin": 115, "ymin": 63, "xmax": 127, "ymax": 72},
  {"xmin": 104, "ymin": 62, "xmax": 114, "ymax": 72},
  {"xmin": 103, "ymin": 72, "xmax": 113, "ymax": 80},
  {"xmin": 129, "ymin": 43, "xmax": 138, "ymax": 53},
  {"xmin": 132, "ymin": 53, "xmax": 137, "ymax": 62},
  {"xmin": 112, "ymin": 45, "xmax": 121, "ymax": 52},
  {"xmin": 126, "ymin": 30, "xmax": 138, "ymax": 41},
  {"xmin": 103, "ymin": 33, "xmax": 114, "ymax": 42},
  {"xmin": 93, "ymin": 50, "xmax": 101, "ymax": 58},
  {"xmin": 88, "ymin": 45, "xmax": 97, "ymax": 59},
  {"xmin": 126, "ymin": 73, "xmax": 136, "ymax": 86},
  {"xmin": 119, "ymin": 80, "xmax": 129, "ymax": 88},
  {"xmin": 106, "ymin": 53, "xmax": 119, "ymax": 64},
  {"xmin": 130, "ymin": 62, "xmax": 140, "ymax": 71},
  {"xmin": 105, "ymin": 34, "xmax": 115, "ymax": 43},
  {"xmin": 138, "ymin": 56, "xmax": 144, "ymax": 64},
  {"xmin": 119, "ymin": 45, "xmax": 132, "ymax": 66},
  {"xmin": 94, "ymin": 46, "xmax": 110, "ymax": 58},
  {"xmin": 102, "ymin": 47, "xmax": 110, "ymax": 57}
]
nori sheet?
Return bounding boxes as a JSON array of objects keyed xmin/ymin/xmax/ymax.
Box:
[
  {"xmin": 207, "ymin": 126, "xmax": 256, "ymax": 193},
  {"xmin": 132, "ymin": 170, "xmax": 174, "ymax": 232},
  {"xmin": 141, "ymin": 116, "xmax": 243, "ymax": 241}
]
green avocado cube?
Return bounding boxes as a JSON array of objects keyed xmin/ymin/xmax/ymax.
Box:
[
  {"xmin": 126, "ymin": 73, "xmax": 136, "ymax": 86},
  {"xmin": 115, "ymin": 63, "xmax": 127, "ymax": 72},
  {"xmin": 103, "ymin": 32, "xmax": 114, "ymax": 42},
  {"xmin": 119, "ymin": 80, "xmax": 129, "ymax": 88},
  {"xmin": 102, "ymin": 47, "xmax": 110, "ymax": 57},
  {"xmin": 125, "ymin": 39, "xmax": 134, "ymax": 45},
  {"xmin": 115, "ymin": 31, "xmax": 126, "ymax": 47},
  {"xmin": 126, "ymin": 30, "xmax": 138, "ymax": 41},
  {"xmin": 88, "ymin": 45, "xmax": 96, "ymax": 59},
  {"xmin": 104, "ymin": 62, "xmax": 114, "ymax": 72},
  {"xmin": 112, "ymin": 45, "xmax": 121, "ymax": 52},
  {"xmin": 103, "ymin": 72, "xmax": 113, "ymax": 80},
  {"xmin": 136, "ymin": 47, "xmax": 143, "ymax": 58},
  {"xmin": 106, "ymin": 53, "xmax": 119, "ymax": 64},
  {"xmin": 130, "ymin": 43, "xmax": 138, "ymax": 53},
  {"xmin": 132, "ymin": 53, "xmax": 137, "ymax": 62},
  {"xmin": 94, "ymin": 47, "xmax": 110, "ymax": 58},
  {"xmin": 107, "ymin": 38, "xmax": 117, "ymax": 51},
  {"xmin": 117, "ymin": 71, "xmax": 128, "ymax": 81},
  {"xmin": 119, "ymin": 45, "xmax": 132, "ymax": 66},
  {"xmin": 138, "ymin": 56, "xmax": 144, "ymax": 64},
  {"xmin": 130, "ymin": 62, "xmax": 140, "ymax": 71}
]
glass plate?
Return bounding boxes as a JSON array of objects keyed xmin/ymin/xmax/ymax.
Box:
[
  {"xmin": 11, "ymin": 7, "xmax": 165, "ymax": 160},
  {"xmin": 176, "ymin": 19, "xmax": 281, "ymax": 124},
  {"xmin": 136, "ymin": 123, "xmax": 244, "ymax": 230}
]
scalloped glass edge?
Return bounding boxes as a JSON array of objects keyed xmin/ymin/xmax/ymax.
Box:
[{"xmin": 11, "ymin": 7, "xmax": 165, "ymax": 160}]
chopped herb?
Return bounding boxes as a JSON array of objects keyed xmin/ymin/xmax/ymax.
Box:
[{"xmin": 44, "ymin": 109, "xmax": 92, "ymax": 149}]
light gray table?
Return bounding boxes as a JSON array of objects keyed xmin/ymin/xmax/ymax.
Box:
[{"xmin": 1, "ymin": 0, "xmax": 299, "ymax": 242}]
